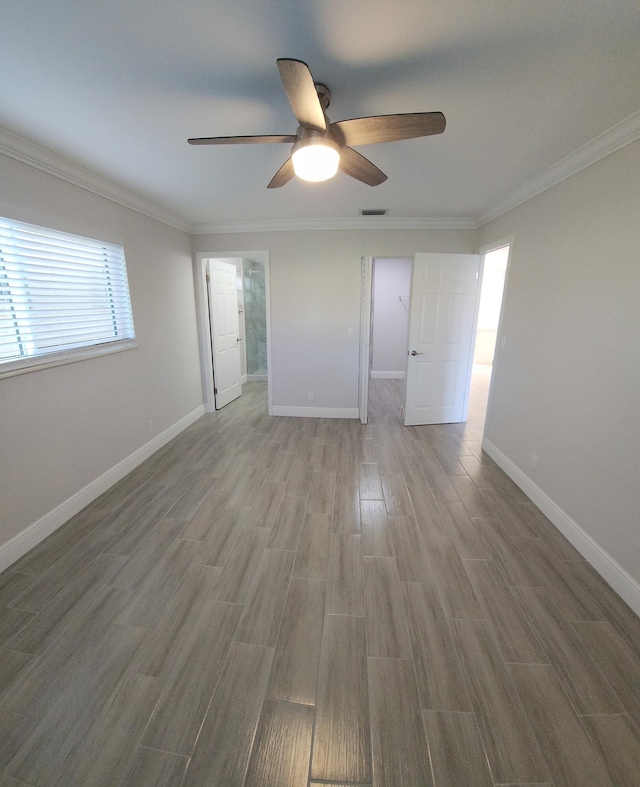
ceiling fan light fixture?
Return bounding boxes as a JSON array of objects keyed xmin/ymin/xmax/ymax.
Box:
[
  {"xmin": 291, "ymin": 136, "xmax": 340, "ymax": 182},
  {"xmin": 189, "ymin": 59, "xmax": 445, "ymax": 189}
]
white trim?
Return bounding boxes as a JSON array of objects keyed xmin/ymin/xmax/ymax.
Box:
[
  {"xmin": 193, "ymin": 253, "xmax": 215, "ymax": 412},
  {"xmin": 191, "ymin": 217, "xmax": 478, "ymax": 235},
  {"xmin": 264, "ymin": 255, "xmax": 273, "ymax": 416},
  {"xmin": 0, "ymin": 340, "xmax": 137, "ymax": 380},
  {"xmin": 477, "ymin": 110, "xmax": 640, "ymax": 227},
  {"xmin": 270, "ymin": 405, "xmax": 359, "ymax": 419},
  {"xmin": 186, "ymin": 112, "xmax": 640, "ymax": 233},
  {"xmin": 371, "ymin": 371, "xmax": 405, "ymax": 379},
  {"xmin": 3, "ymin": 113, "xmax": 640, "ymax": 237},
  {"xmin": 483, "ymin": 438, "xmax": 640, "ymax": 617},
  {"xmin": 0, "ymin": 405, "xmax": 205, "ymax": 573},
  {"xmin": 0, "ymin": 125, "xmax": 191, "ymax": 232},
  {"xmin": 0, "ymin": 131, "xmax": 473, "ymax": 234},
  {"xmin": 475, "ymin": 235, "xmax": 515, "ymax": 257}
]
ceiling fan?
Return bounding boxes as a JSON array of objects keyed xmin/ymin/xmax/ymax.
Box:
[{"xmin": 188, "ymin": 58, "xmax": 446, "ymax": 188}]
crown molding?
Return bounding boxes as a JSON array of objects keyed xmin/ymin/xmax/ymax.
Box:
[
  {"xmin": 189, "ymin": 216, "xmax": 479, "ymax": 235},
  {"xmin": 0, "ymin": 125, "xmax": 191, "ymax": 233},
  {"xmin": 477, "ymin": 109, "xmax": 640, "ymax": 227},
  {"xmin": 3, "ymin": 110, "xmax": 639, "ymax": 238},
  {"xmin": 0, "ymin": 125, "xmax": 475, "ymax": 235}
]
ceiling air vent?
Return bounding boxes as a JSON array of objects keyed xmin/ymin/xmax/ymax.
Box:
[{"xmin": 360, "ymin": 209, "xmax": 387, "ymax": 216}]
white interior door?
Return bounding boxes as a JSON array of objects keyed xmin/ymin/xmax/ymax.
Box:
[
  {"xmin": 403, "ymin": 252, "xmax": 480, "ymax": 425},
  {"xmin": 207, "ymin": 259, "xmax": 242, "ymax": 409}
]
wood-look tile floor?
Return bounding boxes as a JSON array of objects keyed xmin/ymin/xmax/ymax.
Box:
[{"xmin": 2, "ymin": 367, "xmax": 640, "ymax": 786}]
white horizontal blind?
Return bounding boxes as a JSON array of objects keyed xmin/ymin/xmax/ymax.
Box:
[{"xmin": 0, "ymin": 217, "xmax": 135, "ymax": 376}]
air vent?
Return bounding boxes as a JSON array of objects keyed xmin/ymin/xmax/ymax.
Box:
[{"xmin": 360, "ymin": 209, "xmax": 387, "ymax": 216}]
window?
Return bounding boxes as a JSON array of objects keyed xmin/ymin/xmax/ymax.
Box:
[{"xmin": 0, "ymin": 216, "xmax": 136, "ymax": 378}]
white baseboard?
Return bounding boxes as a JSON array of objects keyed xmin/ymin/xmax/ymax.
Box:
[
  {"xmin": 270, "ymin": 405, "xmax": 359, "ymax": 419},
  {"xmin": 371, "ymin": 371, "xmax": 405, "ymax": 379},
  {"xmin": 483, "ymin": 438, "xmax": 640, "ymax": 616},
  {"xmin": 0, "ymin": 405, "xmax": 205, "ymax": 573}
]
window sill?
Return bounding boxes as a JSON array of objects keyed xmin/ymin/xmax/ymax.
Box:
[{"xmin": 0, "ymin": 339, "xmax": 138, "ymax": 380}]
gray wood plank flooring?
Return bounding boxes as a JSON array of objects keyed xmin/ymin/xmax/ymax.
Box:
[{"xmin": 1, "ymin": 370, "xmax": 639, "ymax": 786}]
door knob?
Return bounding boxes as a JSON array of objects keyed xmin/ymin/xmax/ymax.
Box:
[{"xmin": 410, "ymin": 350, "xmax": 423, "ymax": 356}]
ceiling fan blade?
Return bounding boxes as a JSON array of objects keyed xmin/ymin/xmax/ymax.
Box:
[
  {"xmin": 339, "ymin": 147, "xmax": 387, "ymax": 186},
  {"xmin": 188, "ymin": 134, "xmax": 296, "ymax": 145},
  {"xmin": 277, "ymin": 58, "xmax": 326, "ymax": 132},
  {"xmin": 330, "ymin": 112, "xmax": 445, "ymax": 146},
  {"xmin": 267, "ymin": 157, "xmax": 295, "ymax": 189}
]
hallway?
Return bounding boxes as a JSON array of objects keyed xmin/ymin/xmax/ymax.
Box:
[{"xmin": 1, "ymin": 378, "xmax": 639, "ymax": 785}]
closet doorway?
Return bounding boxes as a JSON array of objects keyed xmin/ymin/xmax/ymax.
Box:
[
  {"xmin": 370, "ymin": 257, "xmax": 412, "ymax": 381},
  {"xmin": 359, "ymin": 256, "xmax": 411, "ymax": 424}
]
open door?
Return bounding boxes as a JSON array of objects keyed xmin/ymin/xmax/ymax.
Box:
[
  {"xmin": 403, "ymin": 252, "xmax": 480, "ymax": 425},
  {"xmin": 207, "ymin": 259, "xmax": 242, "ymax": 409}
]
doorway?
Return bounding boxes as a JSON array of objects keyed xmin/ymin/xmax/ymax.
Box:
[
  {"xmin": 360, "ymin": 256, "xmax": 411, "ymax": 424},
  {"xmin": 469, "ymin": 241, "xmax": 510, "ymax": 435},
  {"xmin": 242, "ymin": 260, "xmax": 268, "ymax": 381},
  {"xmin": 370, "ymin": 257, "xmax": 412, "ymax": 380},
  {"xmin": 195, "ymin": 250, "xmax": 271, "ymax": 414},
  {"xmin": 359, "ymin": 246, "xmax": 510, "ymax": 429}
]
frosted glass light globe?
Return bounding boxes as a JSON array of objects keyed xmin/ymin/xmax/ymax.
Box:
[{"xmin": 292, "ymin": 141, "xmax": 340, "ymax": 182}]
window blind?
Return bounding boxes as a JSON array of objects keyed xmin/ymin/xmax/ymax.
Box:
[{"xmin": 0, "ymin": 216, "xmax": 136, "ymax": 377}]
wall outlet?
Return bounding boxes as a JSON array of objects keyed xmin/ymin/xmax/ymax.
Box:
[
  {"xmin": 307, "ymin": 391, "xmax": 314, "ymax": 401},
  {"xmin": 347, "ymin": 326, "xmax": 354, "ymax": 337}
]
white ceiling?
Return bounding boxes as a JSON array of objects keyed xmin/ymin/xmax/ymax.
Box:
[{"xmin": 2, "ymin": 0, "xmax": 640, "ymax": 231}]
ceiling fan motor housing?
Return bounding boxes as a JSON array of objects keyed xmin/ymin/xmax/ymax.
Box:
[{"xmin": 314, "ymin": 83, "xmax": 331, "ymax": 110}]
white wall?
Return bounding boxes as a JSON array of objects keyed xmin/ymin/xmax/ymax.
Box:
[
  {"xmin": 192, "ymin": 229, "xmax": 477, "ymax": 415},
  {"xmin": 371, "ymin": 257, "xmax": 412, "ymax": 377},
  {"xmin": 0, "ymin": 154, "xmax": 203, "ymax": 565},
  {"xmin": 478, "ymin": 140, "xmax": 640, "ymax": 608}
]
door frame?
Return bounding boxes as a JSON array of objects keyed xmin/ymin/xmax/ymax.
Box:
[
  {"xmin": 358, "ymin": 249, "xmax": 495, "ymax": 426},
  {"xmin": 194, "ymin": 250, "xmax": 272, "ymax": 414},
  {"xmin": 360, "ymin": 254, "xmax": 411, "ymax": 423}
]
